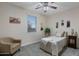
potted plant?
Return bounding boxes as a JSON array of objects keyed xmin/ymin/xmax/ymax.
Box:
[{"xmin": 44, "ymin": 28, "xmax": 51, "ymax": 37}]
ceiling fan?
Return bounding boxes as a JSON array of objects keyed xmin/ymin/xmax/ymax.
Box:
[{"xmin": 35, "ymin": 2, "xmax": 57, "ymax": 13}]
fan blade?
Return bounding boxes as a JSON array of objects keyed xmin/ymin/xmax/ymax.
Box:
[
  {"xmin": 44, "ymin": 10, "xmax": 47, "ymax": 13},
  {"xmin": 51, "ymin": 2, "xmax": 54, "ymax": 3},
  {"xmin": 35, "ymin": 3, "xmax": 43, "ymax": 9},
  {"xmin": 35, "ymin": 6, "xmax": 41, "ymax": 9},
  {"xmin": 49, "ymin": 6, "xmax": 57, "ymax": 9}
]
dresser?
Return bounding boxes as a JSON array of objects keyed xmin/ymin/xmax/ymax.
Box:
[{"xmin": 67, "ymin": 35, "xmax": 77, "ymax": 49}]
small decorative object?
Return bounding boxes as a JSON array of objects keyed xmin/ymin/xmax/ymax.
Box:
[
  {"xmin": 41, "ymin": 27, "xmax": 43, "ymax": 31},
  {"xmin": 61, "ymin": 20, "xmax": 64, "ymax": 26},
  {"xmin": 9, "ymin": 17, "xmax": 20, "ymax": 24},
  {"xmin": 74, "ymin": 32, "xmax": 78, "ymax": 36},
  {"xmin": 44, "ymin": 28, "xmax": 51, "ymax": 37},
  {"xmin": 40, "ymin": 23, "xmax": 43, "ymax": 31},
  {"xmin": 71, "ymin": 29, "xmax": 74, "ymax": 35},
  {"xmin": 67, "ymin": 20, "xmax": 70, "ymax": 27},
  {"xmin": 56, "ymin": 22, "xmax": 58, "ymax": 28}
]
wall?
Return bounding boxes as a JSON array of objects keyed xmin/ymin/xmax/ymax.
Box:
[
  {"xmin": 45, "ymin": 7, "xmax": 79, "ymax": 36},
  {"xmin": 0, "ymin": 3, "xmax": 46, "ymax": 46},
  {"xmin": 1, "ymin": 2, "xmax": 79, "ymax": 47}
]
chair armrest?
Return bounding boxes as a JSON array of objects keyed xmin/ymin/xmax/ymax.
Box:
[
  {"xmin": 0, "ymin": 42, "xmax": 10, "ymax": 50},
  {"xmin": 13, "ymin": 39, "xmax": 21, "ymax": 43},
  {"xmin": 0, "ymin": 42, "xmax": 10, "ymax": 46},
  {"xmin": 0, "ymin": 42, "xmax": 11, "ymax": 53}
]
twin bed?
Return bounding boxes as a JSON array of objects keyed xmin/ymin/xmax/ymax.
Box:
[{"xmin": 40, "ymin": 36, "xmax": 67, "ymax": 56}]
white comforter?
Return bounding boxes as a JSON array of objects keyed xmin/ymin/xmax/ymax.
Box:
[
  {"xmin": 41, "ymin": 36, "xmax": 65, "ymax": 45},
  {"xmin": 41, "ymin": 36, "xmax": 66, "ymax": 55}
]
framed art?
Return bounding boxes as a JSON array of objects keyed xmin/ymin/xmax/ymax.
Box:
[
  {"xmin": 27, "ymin": 15, "xmax": 37, "ymax": 32},
  {"xmin": 9, "ymin": 17, "xmax": 20, "ymax": 24},
  {"xmin": 67, "ymin": 20, "xmax": 70, "ymax": 28},
  {"xmin": 61, "ymin": 20, "xmax": 64, "ymax": 26},
  {"xmin": 56, "ymin": 22, "xmax": 58, "ymax": 28}
]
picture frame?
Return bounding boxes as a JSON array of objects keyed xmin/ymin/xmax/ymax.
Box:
[
  {"xmin": 27, "ymin": 15, "xmax": 37, "ymax": 32},
  {"xmin": 67, "ymin": 20, "xmax": 70, "ymax": 28},
  {"xmin": 9, "ymin": 17, "xmax": 20, "ymax": 24},
  {"xmin": 56, "ymin": 22, "xmax": 58, "ymax": 28},
  {"xmin": 61, "ymin": 20, "xmax": 64, "ymax": 26}
]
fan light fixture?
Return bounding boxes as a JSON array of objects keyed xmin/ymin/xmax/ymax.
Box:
[{"xmin": 35, "ymin": 2, "xmax": 57, "ymax": 13}]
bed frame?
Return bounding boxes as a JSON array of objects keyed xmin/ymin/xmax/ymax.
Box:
[{"xmin": 40, "ymin": 38, "xmax": 67, "ymax": 56}]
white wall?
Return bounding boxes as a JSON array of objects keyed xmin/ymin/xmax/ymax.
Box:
[
  {"xmin": 1, "ymin": 2, "xmax": 79, "ymax": 47},
  {"xmin": 45, "ymin": 7, "xmax": 79, "ymax": 36},
  {"xmin": 0, "ymin": 3, "xmax": 46, "ymax": 46}
]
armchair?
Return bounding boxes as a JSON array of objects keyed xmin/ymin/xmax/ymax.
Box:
[{"xmin": 0, "ymin": 37, "xmax": 21, "ymax": 55}]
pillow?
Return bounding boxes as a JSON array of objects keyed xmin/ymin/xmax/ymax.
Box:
[
  {"xmin": 56, "ymin": 31, "xmax": 65, "ymax": 37},
  {"xmin": 56, "ymin": 32, "xmax": 62, "ymax": 37},
  {"xmin": 61, "ymin": 31, "xmax": 65, "ymax": 37}
]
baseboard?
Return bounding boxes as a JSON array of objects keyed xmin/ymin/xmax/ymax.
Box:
[{"xmin": 21, "ymin": 40, "xmax": 41, "ymax": 47}]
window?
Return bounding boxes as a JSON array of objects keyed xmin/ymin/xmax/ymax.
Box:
[{"xmin": 27, "ymin": 15, "xmax": 37, "ymax": 32}]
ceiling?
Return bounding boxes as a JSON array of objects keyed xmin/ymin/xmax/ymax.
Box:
[{"xmin": 10, "ymin": 2, "xmax": 79, "ymax": 16}]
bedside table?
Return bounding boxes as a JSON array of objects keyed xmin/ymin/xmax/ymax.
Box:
[{"xmin": 67, "ymin": 35, "xmax": 77, "ymax": 49}]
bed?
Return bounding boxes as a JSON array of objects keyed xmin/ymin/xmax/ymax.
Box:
[{"xmin": 40, "ymin": 36, "xmax": 67, "ymax": 56}]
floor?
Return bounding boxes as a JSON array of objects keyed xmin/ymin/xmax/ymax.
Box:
[{"xmin": 14, "ymin": 42, "xmax": 79, "ymax": 56}]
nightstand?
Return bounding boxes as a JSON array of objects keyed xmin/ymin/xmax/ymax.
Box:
[{"xmin": 67, "ymin": 35, "xmax": 77, "ymax": 49}]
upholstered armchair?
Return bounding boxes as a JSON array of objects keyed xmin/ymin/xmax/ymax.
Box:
[{"xmin": 0, "ymin": 37, "xmax": 21, "ymax": 55}]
